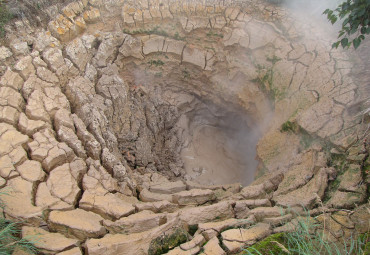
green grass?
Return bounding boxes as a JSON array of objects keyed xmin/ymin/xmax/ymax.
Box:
[
  {"xmin": 243, "ymin": 233, "xmax": 289, "ymax": 255},
  {"xmin": 0, "ymin": 190, "xmax": 37, "ymax": 254},
  {"xmin": 0, "ymin": 218, "xmax": 38, "ymax": 254},
  {"xmin": 0, "ymin": 0, "xmax": 12, "ymax": 38},
  {"xmin": 243, "ymin": 216, "xmax": 368, "ymax": 255}
]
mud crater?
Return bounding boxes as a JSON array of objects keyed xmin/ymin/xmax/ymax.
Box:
[{"xmin": 116, "ymin": 59, "xmax": 264, "ymax": 185}]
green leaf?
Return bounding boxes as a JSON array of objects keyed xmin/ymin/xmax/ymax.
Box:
[
  {"xmin": 341, "ymin": 38, "xmax": 349, "ymax": 48},
  {"xmin": 353, "ymin": 38, "xmax": 361, "ymax": 49},
  {"xmin": 342, "ymin": 17, "xmax": 350, "ymax": 27},
  {"xmin": 350, "ymin": 26, "xmax": 358, "ymax": 34},
  {"xmin": 338, "ymin": 31, "xmax": 345, "ymax": 38},
  {"xmin": 332, "ymin": 41, "xmax": 340, "ymax": 49},
  {"xmin": 358, "ymin": 9, "xmax": 365, "ymax": 16}
]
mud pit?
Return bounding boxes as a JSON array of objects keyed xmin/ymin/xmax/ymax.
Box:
[
  {"xmin": 181, "ymin": 108, "xmax": 259, "ymax": 186},
  {"xmin": 117, "ymin": 60, "xmax": 264, "ymax": 186},
  {"xmin": 113, "ymin": 39, "xmax": 271, "ymax": 185},
  {"xmin": 0, "ymin": 0, "xmax": 369, "ymax": 254}
]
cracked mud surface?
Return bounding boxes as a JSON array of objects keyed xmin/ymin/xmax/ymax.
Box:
[{"xmin": 0, "ymin": 0, "xmax": 368, "ymax": 254}]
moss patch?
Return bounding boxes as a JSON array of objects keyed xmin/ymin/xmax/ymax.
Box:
[
  {"xmin": 241, "ymin": 233, "xmax": 289, "ymax": 255},
  {"xmin": 148, "ymin": 228, "xmax": 189, "ymax": 255}
]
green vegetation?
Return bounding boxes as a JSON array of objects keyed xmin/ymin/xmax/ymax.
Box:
[
  {"xmin": 0, "ymin": 190, "xmax": 37, "ymax": 254},
  {"xmin": 324, "ymin": 0, "xmax": 370, "ymax": 49},
  {"xmin": 243, "ymin": 216, "xmax": 368, "ymax": 255},
  {"xmin": 206, "ymin": 30, "xmax": 224, "ymax": 39},
  {"xmin": 252, "ymin": 55, "xmax": 286, "ymax": 103},
  {"xmin": 243, "ymin": 233, "xmax": 289, "ymax": 254},
  {"xmin": 173, "ymin": 32, "xmax": 185, "ymax": 41},
  {"xmin": 267, "ymin": 55, "xmax": 282, "ymax": 65},
  {"xmin": 188, "ymin": 225, "xmax": 198, "ymax": 236},
  {"xmin": 148, "ymin": 228, "xmax": 189, "ymax": 255},
  {"xmin": 284, "ymin": 219, "xmax": 367, "ymax": 255},
  {"xmin": 123, "ymin": 26, "xmax": 186, "ymax": 41},
  {"xmin": 323, "ymin": 151, "xmax": 354, "ymax": 203},
  {"xmin": 148, "ymin": 59, "xmax": 165, "ymax": 67},
  {"xmin": 0, "ymin": 0, "xmax": 12, "ymax": 38},
  {"xmin": 123, "ymin": 26, "xmax": 169, "ymax": 37},
  {"xmin": 182, "ymin": 69, "xmax": 190, "ymax": 79},
  {"xmin": 253, "ymin": 64, "xmax": 286, "ymax": 103},
  {"xmin": 280, "ymin": 121, "xmax": 298, "ymax": 133},
  {"xmin": 0, "ymin": 218, "xmax": 37, "ymax": 254}
]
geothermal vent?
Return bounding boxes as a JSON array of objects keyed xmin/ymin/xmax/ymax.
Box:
[{"xmin": 0, "ymin": 0, "xmax": 368, "ymax": 254}]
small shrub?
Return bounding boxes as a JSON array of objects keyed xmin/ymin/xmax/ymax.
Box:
[{"xmin": 280, "ymin": 121, "xmax": 298, "ymax": 133}]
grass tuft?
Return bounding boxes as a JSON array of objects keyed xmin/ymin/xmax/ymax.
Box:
[
  {"xmin": 0, "ymin": 190, "xmax": 38, "ymax": 254},
  {"xmin": 243, "ymin": 213, "xmax": 368, "ymax": 255}
]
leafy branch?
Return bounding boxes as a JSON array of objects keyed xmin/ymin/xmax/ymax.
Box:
[{"xmin": 324, "ymin": 0, "xmax": 370, "ymax": 49}]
